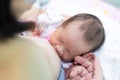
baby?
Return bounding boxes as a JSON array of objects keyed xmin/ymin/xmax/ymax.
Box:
[{"xmin": 38, "ymin": 13, "xmax": 105, "ymax": 79}]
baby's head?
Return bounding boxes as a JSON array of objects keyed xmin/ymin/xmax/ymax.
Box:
[{"xmin": 49, "ymin": 13, "xmax": 105, "ymax": 62}]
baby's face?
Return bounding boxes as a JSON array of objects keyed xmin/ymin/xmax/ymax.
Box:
[{"xmin": 49, "ymin": 21, "xmax": 92, "ymax": 62}]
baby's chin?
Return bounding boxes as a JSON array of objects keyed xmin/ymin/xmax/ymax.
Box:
[
  {"xmin": 61, "ymin": 57, "xmax": 74, "ymax": 63},
  {"xmin": 62, "ymin": 60, "xmax": 74, "ymax": 64},
  {"xmin": 55, "ymin": 52, "xmax": 72, "ymax": 62},
  {"xmin": 54, "ymin": 51, "xmax": 72, "ymax": 62}
]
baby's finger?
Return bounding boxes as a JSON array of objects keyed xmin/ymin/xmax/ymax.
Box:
[
  {"xmin": 82, "ymin": 52, "xmax": 94, "ymax": 62},
  {"xmin": 74, "ymin": 56, "xmax": 93, "ymax": 72},
  {"xmin": 82, "ymin": 52, "xmax": 92, "ymax": 58},
  {"xmin": 69, "ymin": 66, "xmax": 88, "ymax": 78},
  {"xmin": 80, "ymin": 72, "xmax": 92, "ymax": 80},
  {"xmin": 67, "ymin": 75, "xmax": 81, "ymax": 80}
]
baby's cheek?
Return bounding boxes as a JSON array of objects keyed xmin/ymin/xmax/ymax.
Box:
[
  {"xmin": 49, "ymin": 40, "xmax": 55, "ymax": 46},
  {"xmin": 62, "ymin": 53, "xmax": 74, "ymax": 61}
]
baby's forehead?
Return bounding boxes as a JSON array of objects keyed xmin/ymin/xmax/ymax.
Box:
[
  {"xmin": 64, "ymin": 21, "xmax": 89, "ymax": 33},
  {"xmin": 61, "ymin": 22, "xmax": 93, "ymax": 49},
  {"xmin": 64, "ymin": 22, "xmax": 85, "ymax": 36}
]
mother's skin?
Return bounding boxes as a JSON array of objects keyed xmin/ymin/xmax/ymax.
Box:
[{"xmin": 0, "ymin": 36, "xmax": 61, "ymax": 80}]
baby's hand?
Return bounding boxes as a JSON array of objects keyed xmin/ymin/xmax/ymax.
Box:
[
  {"xmin": 74, "ymin": 52, "xmax": 94, "ymax": 72},
  {"xmin": 32, "ymin": 27, "xmax": 43, "ymax": 37},
  {"xmin": 67, "ymin": 65, "xmax": 90, "ymax": 80},
  {"xmin": 67, "ymin": 53, "xmax": 95, "ymax": 80}
]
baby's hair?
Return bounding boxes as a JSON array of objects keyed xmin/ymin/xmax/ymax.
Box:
[{"xmin": 61, "ymin": 13, "xmax": 105, "ymax": 52}]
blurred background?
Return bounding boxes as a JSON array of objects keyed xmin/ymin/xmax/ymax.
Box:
[
  {"xmin": 47, "ymin": 0, "xmax": 120, "ymax": 24},
  {"xmin": 13, "ymin": 0, "xmax": 120, "ymax": 24},
  {"xmin": 103, "ymin": 0, "xmax": 120, "ymax": 8}
]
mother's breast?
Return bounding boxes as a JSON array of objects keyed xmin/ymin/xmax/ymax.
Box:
[{"xmin": 0, "ymin": 36, "xmax": 61, "ymax": 80}]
